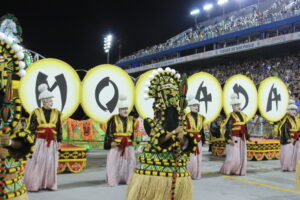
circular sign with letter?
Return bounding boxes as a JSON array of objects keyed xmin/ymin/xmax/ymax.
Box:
[
  {"xmin": 135, "ymin": 70, "xmax": 155, "ymax": 119},
  {"xmin": 81, "ymin": 64, "xmax": 135, "ymax": 123},
  {"xmin": 258, "ymin": 77, "xmax": 289, "ymax": 122},
  {"xmin": 18, "ymin": 58, "xmax": 81, "ymax": 120},
  {"xmin": 223, "ymin": 74, "xmax": 257, "ymax": 122},
  {"xmin": 187, "ymin": 72, "xmax": 222, "ymax": 124}
]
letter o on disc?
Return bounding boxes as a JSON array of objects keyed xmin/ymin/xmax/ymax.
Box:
[{"xmin": 81, "ymin": 64, "xmax": 135, "ymax": 123}]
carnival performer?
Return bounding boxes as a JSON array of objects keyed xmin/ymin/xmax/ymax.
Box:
[
  {"xmin": 279, "ymin": 99, "xmax": 300, "ymax": 172},
  {"xmin": 24, "ymin": 84, "xmax": 62, "ymax": 191},
  {"xmin": 0, "ymin": 31, "xmax": 35, "ymax": 199},
  {"xmin": 0, "ymin": 103, "xmax": 34, "ymax": 200},
  {"xmin": 210, "ymin": 116, "xmax": 223, "ymax": 139},
  {"xmin": 104, "ymin": 96, "xmax": 137, "ymax": 186},
  {"xmin": 127, "ymin": 67, "xmax": 198, "ymax": 200},
  {"xmin": 220, "ymin": 94, "xmax": 250, "ymax": 176},
  {"xmin": 186, "ymin": 95, "xmax": 205, "ymax": 180}
]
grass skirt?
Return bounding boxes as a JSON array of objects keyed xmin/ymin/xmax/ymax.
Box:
[
  {"xmin": 126, "ymin": 173, "xmax": 193, "ymax": 200},
  {"xmin": 8, "ymin": 193, "xmax": 29, "ymax": 200}
]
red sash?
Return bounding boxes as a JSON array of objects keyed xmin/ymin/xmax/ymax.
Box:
[
  {"xmin": 36, "ymin": 127, "xmax": 56, "ymax": 147},
  {"xmin": 291, "ymin": 132, "xmax": 299, "ymax": 140},
  {"xmin": 291, "ymin": 131, "xmax": 299, "ymax": 145},
  {"xmin": 113, "ymin": 136, "xmax": 132, "ymax": 157},
  {"xmin": 232, "ymin": 124, "xmax": 247, "ymax": 141}
]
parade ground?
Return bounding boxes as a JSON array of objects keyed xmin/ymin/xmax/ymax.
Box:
[{"xmin": 28, "ymin": 147, "xmax": 300, "ymax": 200}]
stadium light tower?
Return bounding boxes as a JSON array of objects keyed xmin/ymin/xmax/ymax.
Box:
[
  {"xmin": 104, "ymin": 34, "xmax": 113, "ymax": 64},
  {"xmin": 203, "ymin": 4, "xmax": 213, "ymax": 19},
  {"xmin": 217, "ymin": 0, "xmax": 228, "ymax": 16},
  {"xmin": 190, "ymin": 9, "xmax": 200, "ymax": 28}
]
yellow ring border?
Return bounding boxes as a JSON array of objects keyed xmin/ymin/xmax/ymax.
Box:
[
  {"xmin": 135, "ymin": 70, "xmax": 154, "ymax": 119},
  {"xmin": 258, "ymin": 77, "xmax": 289, "ymax": 122},
  {"xmin": 18, "ymin": 58, "xmax": 81, "ymax": 120},
  {"xmin": 81, "ymin": 64, "xmax": 135, "ymax": 123},
  {"xmin": 223, "ymin": 74, "xmax": 258, "ymax": 122},
  {"xmin": 188, "ymin": 72, "xmax": 223, "ymax": 124}
]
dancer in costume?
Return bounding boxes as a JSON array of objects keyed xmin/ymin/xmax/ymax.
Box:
[
  {"xmin": 210, "ymin": 116, "xmax": 223, "ymax": 139},
  {"xmin": 220, "ymin": 94, "xmax": 249, "ymax": 176},
  {"xmin": 0, "ymin": 32, "xmax": 35, "ymax": 199},
  {"xmin": 24, "ymin": 84, "xmax": 62, "ymax": 191},
  {"xmin": 127, "ymin": 67, "xmax": 197, "ymax": 200},
  {"xmin": 186, "ymin": 95, "xmax": 205, "ymax": 180},
  {"xmin": 279, "ymin": 99, "xmax": 300, "ymax": 172},
  {"xmin": 0, "ymin": 97, "xmax": 34, "ymax": 200},
  {"xmin": 104, "ymin": 96, "xmax": 137, "ymax": 186}
]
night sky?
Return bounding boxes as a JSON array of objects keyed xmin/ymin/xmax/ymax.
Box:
[{"xmin": 1, "ymin": 0, "xmax": 248, "ymax": 70}]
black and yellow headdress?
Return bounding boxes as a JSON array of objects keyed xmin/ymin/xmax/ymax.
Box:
[
  {"xmin": 143, "ymin": 67, "xmax": 182, "ymax": 110},
  {"xmin": 0, "ymin": 32, "xmax": 27, "ymax": 78}
]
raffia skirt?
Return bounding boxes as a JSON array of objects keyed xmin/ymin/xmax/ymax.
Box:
[
  {"xmin": 8, "ymin": 193, "xmax": 29, "ymax": 200},
  {"xmin": 126, "ymin": 173, "xmax": 193, "ymax": 200}
]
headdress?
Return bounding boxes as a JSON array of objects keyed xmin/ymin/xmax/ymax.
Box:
[
  {"xmin": 38, "ymin": 84, "xmax": 53, "ymax": 100},
  {"xmin": 230, "ymin": 93, "xmax": 241, "ymax": 105}
]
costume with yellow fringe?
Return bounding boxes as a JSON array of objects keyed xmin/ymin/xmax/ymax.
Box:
[
  {"xmin": 104, "ymin": 96, "xmax": 137, "ymax": 186},
  {"xmin": 23, "ymin": 94, "xmax": 62, "ymax": 191},
  {"xmin": 278, "ymin": 101, "xmax": 300, "ymax": 172},
  {"xmin": 220, "ymin": 94, "xmax": 249, "ymax": 176},
  {"xmin": 127, "ymin": 67, "xmax": 197, "ymax": 200},
  {"xmin": 185, "ymin": 96, "xmax": 206, "ymax": 180},
  {"xmin": 0, "ymin": 31, "xmax": 35, "ymax": 199}
]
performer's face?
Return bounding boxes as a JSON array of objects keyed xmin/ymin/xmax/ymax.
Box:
[
  {"xmin": 189, "ymin": 104, "xmax": 199, "ymax": 113},
  {"xmin": 288, "ymin": 109, "xmax": 297, "ymax": 116},
  {"xmin": 42, "ymin": 98, "xmax": 53, "ymax": 109},
  {"xmin": 232, "ymin": 104, "xmax": 241, "ymax": 112},
  {"xmin": 119, "ymin": 108, "xmax": 128, "ymax": 117}
]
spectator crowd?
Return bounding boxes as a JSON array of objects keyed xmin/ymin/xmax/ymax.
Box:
[
  {"xmin": 117, "ymin": 0, "xmax": 300, "ymax": 64},
  {"xmin": 186, "ymin": 52, "xmax": 300, "ymax": 100}
]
